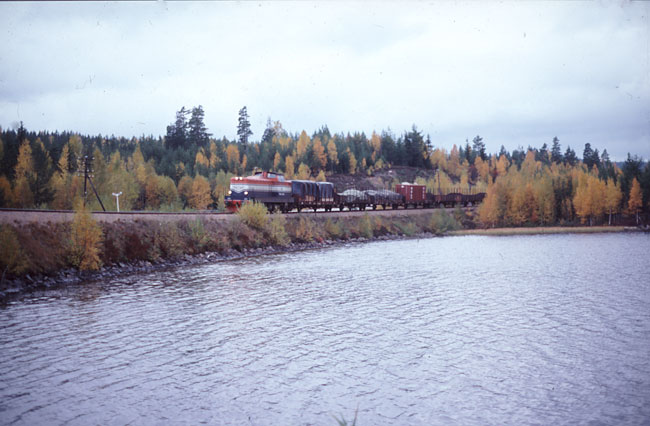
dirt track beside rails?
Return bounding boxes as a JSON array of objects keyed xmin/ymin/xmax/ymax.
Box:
[
  {"xmin": 0, "ymin": 209, "xmax": 235, "ymax": 224},
  {"xmin": 0, "ymin": 206, "xmax": 473, "ymax": 225}
]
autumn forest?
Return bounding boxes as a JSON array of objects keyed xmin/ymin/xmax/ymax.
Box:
[{"xmin": 0, "ymin": 106, "xmax": 648, "ymax": 227}]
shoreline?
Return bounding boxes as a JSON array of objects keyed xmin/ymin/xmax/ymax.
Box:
[
  {"xmin": 450, "ymin": 225, "xmax": 645, "ymax": 237},
  {"xmin": 0, "ymin": 233, "xmax": 424, "ymax": 304},
  {"xmin": 1, "ymin": 225, "xmax": 645, "ymax": 304}
]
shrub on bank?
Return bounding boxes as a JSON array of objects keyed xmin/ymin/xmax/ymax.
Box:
[
  {"xmin": 393, "ymin": 219, "xmax": 418, "ymax": 237},
  {"xmin": 324, "ymin": 218, "xmax": 342, "ymax": 239},
  {"xmin": 267, "ymin": 212, "xmax": 290, "ymax": 246},
  {"xmin": 150, "ymin": 221, "xmax": 185, "ymax": 260},
  {"xmin": 187, "ymin": 218, "xmax": 211, "ymax": 252},
  {"xmin": 68, "ymin": 204, "xmax": 103, "ymax": 271},
  {"xmin": 290, "ymin": 215, "xmax": 319, "ymax": 242},
  {"xmin": 357, "ymin": 214, "xmax": 374, "ymax": 239},
  {"xmin": 0, "ymin": 225, "xmax": 29, "ymax": 277},
  {"xmin": 429, "ymin": 210, "xmax": 460, "ymax": 235},
  {"xmin": 227, "ymin": 216, "xmax": 262, "ymax": 249},
  {"xmin": 373, "ymin": 216, "xmax": 389, "ymax": 236},
  {"xmin": 238, "ymin": 201, "xmax": 268, "ymax": 230}
]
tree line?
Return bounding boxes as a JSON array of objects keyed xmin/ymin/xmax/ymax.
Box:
[{"xmin": 0, "ymin": 106, "xmax": 649, "ymax": 226}]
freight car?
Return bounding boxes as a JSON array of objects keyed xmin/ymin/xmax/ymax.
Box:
[
  {"xmin": 364, "ymin": 189, "xmax": 403, "ymax": 210},
  {"xmin": 395, "ymin": 183, "xmax": 426, "ymax": 208},
  {"xmin": 428, "ymin": 190, "xmax": 486, "ymax": 207},
  {"xmin": 225, "ymin": 171, "xmax": 486, "ymax": 212}
]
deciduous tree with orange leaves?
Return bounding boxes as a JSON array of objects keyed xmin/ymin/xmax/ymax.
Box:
[
  {"xmin": 628, "ymin": 177, "xmax": 642, "ymax": 225},
  {"xmin": 189, "ymin": 175, "xmax": 212, "ymax": 210},
  {"xmin": 574, "ymin": 174, "xmax": 606, "ymax": 226},
  {"xmin": 604, "ymin": 180, "xmax": 622, "ymax": 225}
]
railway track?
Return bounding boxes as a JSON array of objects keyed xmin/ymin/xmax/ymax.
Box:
[{"xmin": 0, "ymin": 205, "xmax": 476, "ymax": 224}]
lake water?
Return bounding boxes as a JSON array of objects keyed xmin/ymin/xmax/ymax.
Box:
[{"xmin": 1, "ymin": 233, "xmax": 649, "ymax": 425}]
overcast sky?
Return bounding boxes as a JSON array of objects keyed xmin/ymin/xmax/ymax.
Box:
[{"xmin": 1, "ymin": 1, "xmax": 648, "ymax": 160}]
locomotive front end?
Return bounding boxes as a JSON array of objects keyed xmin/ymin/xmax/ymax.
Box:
[{"xmin": 224, "ymin": 176, "xmax": 250, "ymax": 212}]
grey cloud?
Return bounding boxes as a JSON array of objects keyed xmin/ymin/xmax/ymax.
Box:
[{"xmin": 0, "ymin": 1, "xmax": 648, "ymax": 160}]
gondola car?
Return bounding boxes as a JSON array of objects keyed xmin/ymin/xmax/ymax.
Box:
[
  {"xmin": 291, "ymin": 180, "xmax": 318, "ymax": 211},
  {"xmin": 335, "ymin": 189, "xmax": 370, "ymax": 211},
  {"xmin": 317, "ymin": 182, "xmax": 335, "ymax": 211},
  {"xmin": 364, "ymin": 189, "xmax": 403, "ymax": 210},
  {"xmin": 290, "ymin": 180, "xmax": 336, "ymax": 211}
]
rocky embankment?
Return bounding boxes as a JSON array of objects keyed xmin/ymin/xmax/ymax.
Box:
[{"xmin": 0, "ymin": 233, "xmax": 432, "ymax": 303}]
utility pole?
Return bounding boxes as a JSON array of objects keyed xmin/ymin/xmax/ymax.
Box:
[
  {"xmin": 78, "ymin": 155, "xmax": 106, "ymax": 211},
  {"xmin": 112, "ymin": 192, "xmax": 122, "ymax": 212}
]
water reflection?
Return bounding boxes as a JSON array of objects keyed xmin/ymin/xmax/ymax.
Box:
[{"xmin": 1, "ymin": 234, "xmax": 649, "ymax": 425}]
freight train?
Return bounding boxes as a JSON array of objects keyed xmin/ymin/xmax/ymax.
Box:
[{"xmin": 225, "ymin": 171, "xmax": 486, "ymax": 213}]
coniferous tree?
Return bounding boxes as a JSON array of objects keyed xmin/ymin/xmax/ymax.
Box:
[
  {"xmin": 511, "ymin": 146, "xmax": 526, "ymax": 168},
  {"xmin": 17, "ymin": 121, "xmax": 26, "ymax": 145},
  {"xmin": 188, "ymin": 106, "xmax": 211, "ymax": 148},
  {"xmin": 237, "ymin": 106, "xmax": 253, "ymax": 149},
  {"xmin": 564, "ymin": 146, "xmax": 577, "ymax": 166},
  {"xmin": 641, "ymin": 162, "xmax": 650, "ymax": 213},
  {"xmin": 498, "ymin": 145, "xmax": 510, "ymax": 161},
  {"xmin": 403, "ymin": 126, "xmax": 427, "ymax": 168},
  {"xmin": 472, "ymin": 135, "xmax": 486, "ymax": 162},
  {"xmin": 593, "ymin": 149, "xmax": 601, "ymax": 169},
  {"xmin": 166, "ymin": 107, "xmax": 189, "ymax": 150},
  {"xmin": 31, "ymin": 138, "xmax": 54, "ymax": 206},
  {"xmin": 537, "ymin": 143, "xmax": 550, "ymax": 166},
  {"xmin": 621, "ymin": 153, "xmax": 643, "ymax": 205},
  {"xmin": 600, "ymin": 149, "xmax": 614, "ymax": 179},
  {"xmin": 261, "ymin": 117, "xmax": 275, "ymax": 145},
  {"xmin": 583, "ymin": 143, "xmax": 595, "ymax": 168},
  {"xmin": 551, "ymin": 137, "xmax": 563, "ymax": 163}
]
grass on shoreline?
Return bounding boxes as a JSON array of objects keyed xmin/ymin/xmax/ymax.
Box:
[{"xmin": 450, "ymin": 225, "xmax": 632, "ymax": 236}]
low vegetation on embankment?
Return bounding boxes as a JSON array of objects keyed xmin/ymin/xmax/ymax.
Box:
[{"xmin": 0, "ymin": 203, "xmax": 466, "ymax": 285}]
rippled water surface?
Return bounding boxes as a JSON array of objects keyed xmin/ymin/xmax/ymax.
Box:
[{"xmin": 1, "ymin": 233, "xmax": 650, "ymax": 425}]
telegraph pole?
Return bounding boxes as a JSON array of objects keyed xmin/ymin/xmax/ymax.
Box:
[{"xmin": 78, "ymin": 155, "xmax": 106, "ymax": 212}]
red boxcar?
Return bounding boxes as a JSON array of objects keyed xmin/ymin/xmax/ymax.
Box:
[{"xmin": 395, "ymin": 183, "xmax": 426, "ymax": 202}]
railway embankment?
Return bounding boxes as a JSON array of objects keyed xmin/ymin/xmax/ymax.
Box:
[
  {"xmin": 0, "ymin": 206, "xmax": 468, "ymax": 301},
  {"xmin": 1, "ymin": 206, "xmax": 642, "ymax": 302}
]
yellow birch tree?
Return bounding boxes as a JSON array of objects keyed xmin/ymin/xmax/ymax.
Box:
[
  {"xmin": 190, "ymin": 175, "xmax": 212, "ymax": 210},
  {"xmin": 604, "ymin": 180, "xmax": 622, "ymax": 225},
  {"xmin": 628, "ymin": 177, "xmax": 642, "ymax": 225},
  {"xmin": 13, "ymin": 140, "xmax": 35, "ymax": 208}
]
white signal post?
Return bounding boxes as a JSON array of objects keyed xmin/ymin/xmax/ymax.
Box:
[{"xmin": 112, "ymin": 192, "xmax": 122, "ymax": 212}]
